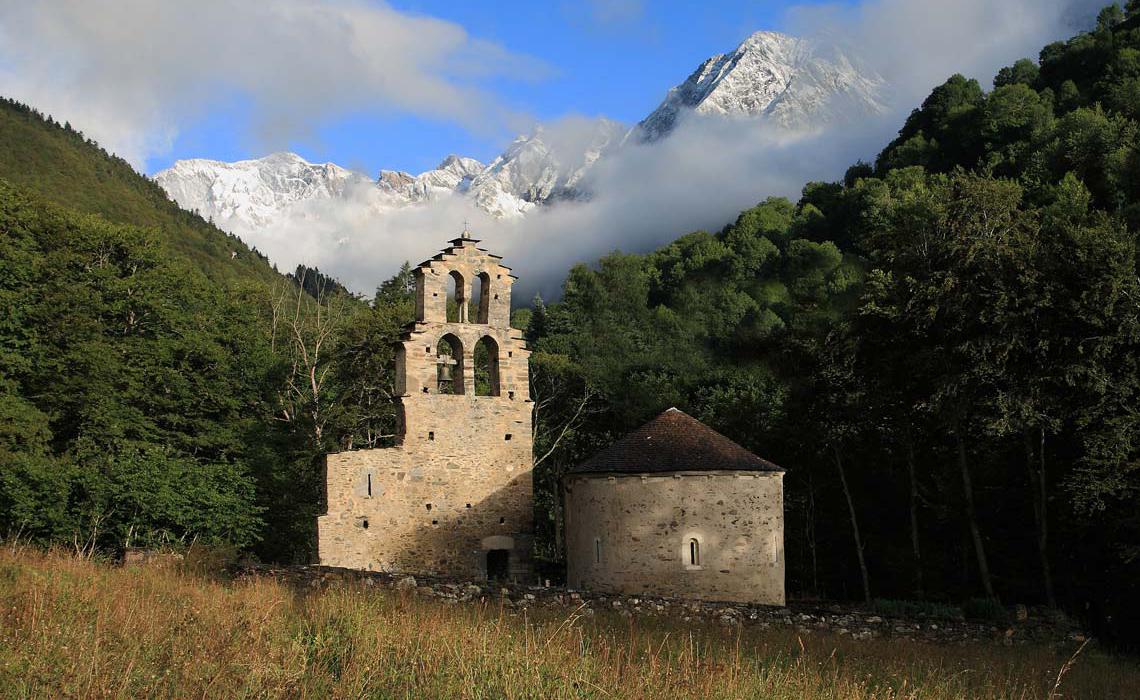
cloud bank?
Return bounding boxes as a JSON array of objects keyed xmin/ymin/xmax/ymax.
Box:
[{"xmin": 0, "ymin": 0, "xmax": 544, "ymax": 166}]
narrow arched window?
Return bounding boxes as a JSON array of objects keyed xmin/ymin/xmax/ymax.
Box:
[
  {"xmin": 594, "ymin": 537, "xmax": 602, "ymax": 564},
  {"xmin": 689, "ymin": 538, "xmax": 700, "ymax": 567},
  {"xmin": 473, "ymin": 336, "xmax": 500, "ymax": 396}
]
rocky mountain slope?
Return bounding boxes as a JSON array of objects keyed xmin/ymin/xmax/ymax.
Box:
[
  {"xmin": 636, "ymin": 31, "xmax": 887, "ymax": 141},
  {"xmin": 155, "ymin": 152, "xmax": 375, "ymax": 232},
  {"xmin": 154, "ymin": 31, "xmax": 888, "ymax": 229}
]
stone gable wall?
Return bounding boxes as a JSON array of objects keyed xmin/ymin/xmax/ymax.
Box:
[
  {"xmin": 563, "ymin": 471, "xmax": 784, "ymax": 605},
  {"xmin": 318, "ymin": 237, "xmax": 534, "ymax": 581}
]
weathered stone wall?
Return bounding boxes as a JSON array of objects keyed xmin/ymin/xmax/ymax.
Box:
[
  {"xmin": 318, "ymin": 236, "xmax": 534, "ymax": 581},
  {"xmin": 563, "ymin": 472, "xmax": 784, "ymax": 605}
]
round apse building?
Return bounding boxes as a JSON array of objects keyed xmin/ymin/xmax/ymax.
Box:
[{"xmin": 561, "ymin": 408, "xmax": 785, "ymax": 606}]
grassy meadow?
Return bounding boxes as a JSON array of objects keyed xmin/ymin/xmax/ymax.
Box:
[{"xmin": 0, "ymin": 545, "xmax": 1137, "ymax": 699}]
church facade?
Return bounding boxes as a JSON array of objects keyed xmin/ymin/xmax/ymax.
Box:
[{"xmin": 317, "ymin": 233, "xmax": 534, "ymax": 580}]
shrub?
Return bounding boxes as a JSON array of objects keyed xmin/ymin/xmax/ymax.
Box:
[{"xmin": 962, "ymin": 597, "xmax": 1010, "ymax": 623}]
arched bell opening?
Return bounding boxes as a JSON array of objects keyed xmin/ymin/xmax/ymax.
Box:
[
  {"xmin": 473, "ymin": 335, "xmax": 500, "ymax": 396},
  {"xmin": 446, "ymin": 271, "xmax": 466, "ymax": 323},
  {"xmin": 436, "ymin": 333, "xmax": 464, "ymax": 394},
  {"xmin": 474, "ymin": 272, "xmax": 491, "ymax": 324}
]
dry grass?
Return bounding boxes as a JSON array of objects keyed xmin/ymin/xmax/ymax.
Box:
[{"xmin": 0, "ymin": 545, "xmax": 1136, "ymax": 699}]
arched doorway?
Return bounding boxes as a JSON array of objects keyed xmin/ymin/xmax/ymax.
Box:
[{"xmin": 486, "ymin": 549, "xmax": 510, "ymax": 581}]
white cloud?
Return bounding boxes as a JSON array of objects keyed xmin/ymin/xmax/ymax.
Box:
[
  {"xmin": 579, "ymin": 0, "xmax": 645, "ymax": 28},
  {"xmin": 784, "ymin": 0, "xmax": 1103, "ymax": 101},
  {"xmin": 0, "ymin": 0, "xmax": 545, "ymax": 166},
  {"xmin": 230, "ymin": 115, "xmax": 890, "ymax": 299}
]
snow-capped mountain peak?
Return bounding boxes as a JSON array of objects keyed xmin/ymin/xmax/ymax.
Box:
[{"xmin": 636, "ymin": 30, "xmax": 888, "ymax": 141}]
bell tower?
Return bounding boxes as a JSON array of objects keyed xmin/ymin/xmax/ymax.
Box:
[{"xmin": 318, "ymin": 231, "xmax": 534, "ymax": 581}]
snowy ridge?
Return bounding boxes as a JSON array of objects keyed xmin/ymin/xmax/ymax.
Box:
[
  {"xmin": 154, "ymin": 31, "xmax": 889, "ymax": 234},
  {"xmin": 636, "ymin": 31, "xmax": 888, "ymax": 141},
  {"xmin": 154, "ymin": 152, "xmax": 375, "ymax": 231}
]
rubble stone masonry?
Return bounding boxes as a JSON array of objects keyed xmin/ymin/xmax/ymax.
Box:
[{"xmin": 563, "ymin": 471, "xmax": 785, "ymax": 605}]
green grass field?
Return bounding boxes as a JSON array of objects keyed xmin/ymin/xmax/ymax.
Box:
[{"xmin": 0, "ymin": 545, "xmax": 1136, "ymax": 699}]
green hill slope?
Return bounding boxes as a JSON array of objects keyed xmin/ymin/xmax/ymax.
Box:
[{"xmin": 0, "ymin": 97, "xmax": 279, "ymax": 286}]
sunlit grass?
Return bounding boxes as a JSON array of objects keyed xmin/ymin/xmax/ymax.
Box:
[{"xmin": 0, "ymin": 544, "xmax": 1135, "ymax": 699}]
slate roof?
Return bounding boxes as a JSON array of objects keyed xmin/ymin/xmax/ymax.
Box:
[{"xmin": 566, "ymin": 408, "xmax": 784, "ymax": 476}]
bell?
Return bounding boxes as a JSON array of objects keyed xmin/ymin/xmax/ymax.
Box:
[{"xmin": 438, "ymin": 363, "xmax": 453, "ymax": 381}]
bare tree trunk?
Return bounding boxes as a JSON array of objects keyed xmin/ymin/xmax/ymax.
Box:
[
  {"xmin": 807, "ymin": 469, "xmax": 819, "ymax": 596},
  {"xmin": 957, "ymin": 426, "xmax": 996, "ymax": 600},
  {"xmin": 905, "ymin": 436, "xmax": 925, "ymax": 600},
  {"xmin": 834, "ymin": 446, "xmax": 871, "ymax": 604},
  {"xmin": 1025, "ymin": 427, "xmax": 1057, "ymax": 608}
]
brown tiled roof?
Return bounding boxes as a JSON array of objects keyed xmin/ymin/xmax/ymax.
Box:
[{"xmin": 567, "ymin": 408, "xmax": 784, "ymax": 476}]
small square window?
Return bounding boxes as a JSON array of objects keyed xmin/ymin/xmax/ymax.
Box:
[
  {"xmin": 504, "ymin": 434, "xmax": 512, "ymax": 441},
  {"xmin": 432, "ymin": 519, "xmax": 438, "ymax": 526},
  {"xmin": 508, "ymin": 391, "xmax": 515, "ymax": 400},
  {"xmin": 499, "ymin": 517, "xmax": 506, "ymax": 524},
  {"xmin": 428, "ymin": 431, "xmax": 434, "ymax": 441},
  {"xmin": 466, "ymin": 503, "xmax": 472, "ymax": 509},
  {"xmin": 508, "ymin": 351, "xmax": 513, "ymax": 358},
  {"xmin": 426, "ymin": 503, "xmax": 432, "ymax": 511}
]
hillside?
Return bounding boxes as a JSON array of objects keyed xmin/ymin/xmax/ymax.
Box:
[{"xmin": 0, "ymin": 97, "xmax": 281, "ymax": 286}]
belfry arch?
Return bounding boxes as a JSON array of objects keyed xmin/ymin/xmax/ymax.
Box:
[
  {"xmin": 436, "ymin": 333, "xmax": 464, "ymax": 394},
  {"xmin": 474, "ymin": 335, "xmax": 500, "ymax": 396},
  {"xmin": 475, "ymin": 272, "xmax": 491, "ymax": 324},
  {"xmin": 446, "ymin": 271, "xmax": 465, "ymax": 323}
]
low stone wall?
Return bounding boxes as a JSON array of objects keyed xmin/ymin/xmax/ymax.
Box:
[{"xmin": 242, "ymin": 565, "xmax": 1087, "ymax": 647}]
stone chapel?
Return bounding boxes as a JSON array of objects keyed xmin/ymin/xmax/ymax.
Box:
[
  {"xmin": 318, "ymin": 232, "xmax": 785, "ymax": 606},
  {"xmin": 317, "ymin": 232, "xmax": 533, "ymax": 580}
]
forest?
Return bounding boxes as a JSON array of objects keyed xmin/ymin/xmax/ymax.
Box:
[{"xmin": 2, "ymin": 2, "xmax": 1140, "ymax": 646}]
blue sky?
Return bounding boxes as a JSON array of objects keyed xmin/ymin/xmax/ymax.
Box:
[{"xmin": 149, "ymin": 1, "xmax": 848, "ymax": 176}]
